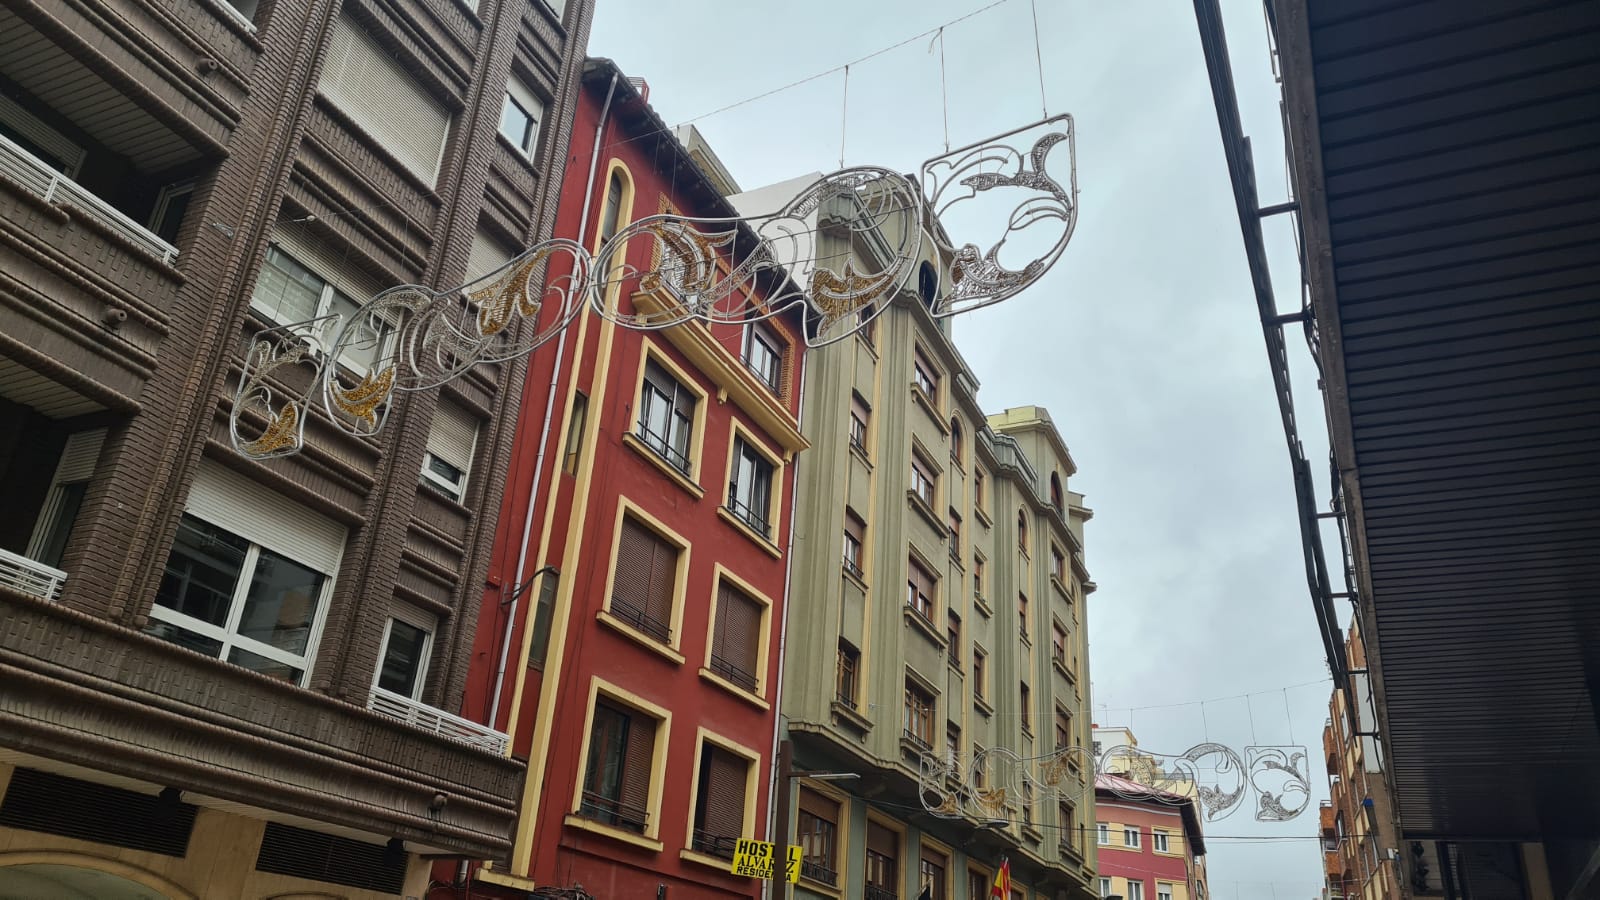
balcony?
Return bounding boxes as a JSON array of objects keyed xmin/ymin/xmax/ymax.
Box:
[
  {"xmin": 0, "ymin": 547, "xmax": 65, "ymax": 604},
  {"xmin": 368, "ymin": 686, "xmax": 510, "ymax": 755},
  {"xmin": 0, "ymin": 132, "xmax": 178, "ymax": 265}
]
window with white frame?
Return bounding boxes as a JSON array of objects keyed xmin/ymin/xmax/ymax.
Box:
[
  {"xmin": 741, "ymin": 321, "xmax": 783, "ymax": 392},
  {"xmin": 1097, "ymin": 823, "xmax": 1109, "ymax": 845},
  {"xmin": 1157, "ymin": 884, "xmax": 1173, "ymax": 900},
  {"xmin": 421, "ymin": 400, "xmax": 479, "ymax": 503},
  {"xmin": 1153, "ymin": 829, "xmax": 1170, "ymax": 852},
  {"xmin": 1099, "ymin": 878, "xmax": 1112, "ymax": 898},
  {"xmin": 147, "ymin": 461, "xmax": 344, "ymax": 686},
  {"xmin": 1127, "ymin": 881, "xmax": 1144, "ymax": 900},
  {"xmin": 375, "ymin": 613, "xmax": 433, "ymax": 700},
  {"xmin": 319, "ymin": 15, "xmax": 452, "ymax": 185},
  {"xmin": 251, "ymin": 233, "xmax": 389, "ymax": 373},
  {"xmin": 1124, "ymin": 826, "xmax": 1141, "ymax": 848},
  {"xmin": 638, "ymin": 359, "xmax": 696, "ymax": 474},
  {"xmin": 499, "ymin": 75, "xmax": 544, "ymax": 159},
  {"xmin": 727, "ymin": 436, "xmax": 774, "ymax": 538}
]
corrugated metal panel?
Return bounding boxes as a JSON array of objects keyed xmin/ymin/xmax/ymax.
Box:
[
  {"xmin": 0, "ymin": 356, "xmax": 105, "ymax": 419},
  {"xmin": 188, "ymin": 458, "xmax": 346, "ymax": 574},
  {"xmin": 318, "ymin": 15, "xmax": 451, "ymax": 185},
  {"xmin": 1302, "ymin": 0, "xmax": 1600, "ymax": 840}
]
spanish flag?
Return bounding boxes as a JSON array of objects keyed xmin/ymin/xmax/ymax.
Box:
[{"xmin": 990, "ymin": 857, "xmax": 1011, "ymax": 898}]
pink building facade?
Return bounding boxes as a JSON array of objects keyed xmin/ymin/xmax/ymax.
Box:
[{"xmin": 1094, "ymin": 774, "xmax": 1208, "ymax": 900}]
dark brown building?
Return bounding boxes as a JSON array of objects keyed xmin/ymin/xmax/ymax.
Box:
[{"xmin": 0, "ymin": 0, "xmax": 590, "ymax": 893}]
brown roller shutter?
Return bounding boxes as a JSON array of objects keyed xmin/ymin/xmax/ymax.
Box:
[
  {"xmin": 712, "ymin": 583, "xmax": 762, "ymax": 689},
  {"xmin": 699, "ymin": 745, "xmax": 748, "ymax": 840},
  {"xmin": 619, "ymin": 712, "xmax": 656, "ymax": 827},
  {"xmin": 868, "ymin": 820, "xmax": 898, "ymax": 858},
  {"xmin": 645, "ymin": 528, "xmax": 674, "ymax": 634},
  {"xmin": 614, "ymin": 516, "xmax": 675, "ymax": 641},
  {"xmin": 798, "ymin": 788, "xmax": 838, "ymax": 821}
]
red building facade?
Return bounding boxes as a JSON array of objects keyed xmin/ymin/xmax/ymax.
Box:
[
  {"xmin": 450, "ymin": 58, "xmax": 809, "ymax": 899},
  {"xmin": 1094, "ymin": 775, "xmax": 1209, "ymax": 900}
]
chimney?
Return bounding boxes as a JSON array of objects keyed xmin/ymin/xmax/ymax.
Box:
[{"xmin": 626, "ymin": 76, "xmax": 649, "ymax": 104}]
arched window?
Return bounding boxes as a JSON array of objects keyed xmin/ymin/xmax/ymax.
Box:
[
  {"xmin": 918, "ymin": 260, "xmax": 939, "ymax": 309},
  {"xmin": 1049, "ymin": 472, "xmax": 1064, "ymax": 514},
  {"xmin": 1017, "ymin": 509, "xmax": 1028, "ymax": 555},
  {"xmin": 599, "ymin": 171, "xmax": 624, "ymax": 244},
  {"xmin": 950, "ymin": 418, "xmax": 963, "ymax": 462}
]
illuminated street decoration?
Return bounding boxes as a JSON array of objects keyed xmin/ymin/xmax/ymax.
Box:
[
  {"xmin": 917, "ymin": 740, "xmax": 1313, "ymax": 824},
  {"xmin": 231, "ymin": 115, "xmax": 1076, "ymax": 460}
]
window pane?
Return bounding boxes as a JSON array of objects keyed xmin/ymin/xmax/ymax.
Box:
[
  {"xmin": 499, "ymin": 95, "xmax": 531, "ymax": 149},
  {"xmin": 378, "ymin": 619, "xmax": 429, "ymax": 696},
  {"xmin": 155, "ymin": 515, "xmax": 249, "ymax": 627},
  {"xmin": 254, "ymin": 248, "xmax": 324, "ymax": 324},
  {"xmin": 227, "ymin": 645, "xmax": 303, "ymax": 683},
  {"xmin": 237, "ymin": 547, "xmax": 324, "ymax": 655},
  {"xmin": 146, "ymin": 623, "xmax": 223, "ymax": 658}
]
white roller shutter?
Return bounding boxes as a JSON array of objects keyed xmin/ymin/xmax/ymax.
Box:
[
  {"xmin": 187, "ymin": 459, "xmax": 346, "ymax": 575},
  {"xmin": 319, "ymin": 16, "xmax": 452, "ymax": 185},
  {"xmin": 466, "ymin": 227, "xmax": 518, "ymax": 281},
  {"xmin": 427, "ymin": 400, "xmax": 479, "ymax": 478},
  {"xmin": 51, "ymin": 429, "xmax": 106, "ymax": 484}
]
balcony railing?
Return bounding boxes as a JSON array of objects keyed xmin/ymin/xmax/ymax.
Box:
[
  {"xmin": 0, "ymin": 131, "xmax": 179, "ymax": 265},
  {"xmin": 801, "ymin": 859, "xmax": 838, "ymax": 886},
  {"xmin": 865, "ymin": 885, "xmax": 898, "ymax": 900},
  {"xmin": 610, "ymin": 594, "xmax": 672, "ymax": 643},
  {"xmin": 367, "ymin": 687, "xmax": 509, "ymax": 755},
  {"xmin": 691, "ymin": 829, "xmax": 738, "ymax": 859},
  {"xmin": 709, "ymin": 652, "xmax": 758, "ymax": 691},
  {"xmin": 0, "ymin": 547, "xmax": 67, "ymax": 603},
  {"xmin": 578, "ymin": 791, "xmax": 649, "ymax": 834}
]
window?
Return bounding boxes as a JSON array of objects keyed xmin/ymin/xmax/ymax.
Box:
[
  {"xmin": 947, "ymin": 508, "xmax": 962, "ymax": 554},
  {"xmin": 1154, "ymin": 830, "xmax": 1170, "ymax": 852},
  {"xmin": 1019, "ymin": 683, "xmax": 1031, "ymax": 732},
  {"xmin": 904, "ymin": 677, "xmax": 935, "ymax": 749},
  {"xmin": 836, "ymin": 640, "xmax": 859, "ymax": 709},
  {"xmin": 1158, "ymin": 885, "xmax": 1173, "ymax": 900},
  {"xmin": 912, "ymin": 346, "xmax": 939, "ymax": 404},
  {"xmin": 146, "ymin": 462, "xmax": 342, "ymax": 687},
  {"xmin": 1124, "ymin": 826, "xmax": 1141, "ymax": 848},
  {"xmin": 1022, "ymin": 782, "xmax": 1034, "ymax": 826},
  {"xmin": 1098, "ymin": 824, "xmax": 1110, "ymax": 845},
  {"xmin": 610, "ymin": 515, "xmax": 677, "ymax": 643},
  {"xmin": 946, "ymin": 722, "xmax": 961, "ymax": 759},
  {"xmin": 465, "ymin": 226, "xmax": 518, "ymax": 281},
  {"xmin": 252, "ymin": 243, "xmax": 385, "ymax": 371},
  {"xmin": 843, "ymin": 509, "xmax": 865, "ymax": 579},
  {"xmin": 320, "ymin": 15, "xmax": 451, "ymax": 184},
  {"xmin": 972, "ymin": 645, "xmax": 987, "ymax": 701},
  {"xmin": 600, "ymin": 172, "xmax": 624, "ymax": 244},
  {"xmin": 949, "ymin": 417, "xmax": 963, "ymax": 463},
  {"xmin": 1050, "ymin": 472, "xmax": 1064, "ymax": 513},
  {"xmin": 849, "ymin": 393, "xmax": 870, "ymax": 454},
  {"xmin": 528, "ymin": 572, "xmax": 560, "ymax": 669},
  {"xmin": 1059, "ymin": 800, "xmax": 1077, "ymax": 850},
  {"xmin": 421, "ymin": 400, "xmax": 479, "ymax": 502},
  {"xmin": 499, "ymin": 75, "xmax": 544, "ymax": 158},
  {"xmin": 579, "ymin": 699, "xmax": 657, "ymax": 834},
  {"xmin": 971, "ymin": 871, "xmax": 991, "ymax": 900},
  {"xmin": 638, "ymin": 359, "xmax": 696, "ymax": 474},
  {"xmin": 973, "ymin": 468, "xmax": 986, "ymax": 513},
  {"xmin": 1128, "ymin": 881, "xmax": 1144, "ymax": 900},
  {"xmin": 375, "ymin": 616, "xmax": 432, "ymax": 700},
  {"xmin": 562, "ymin": 391, "xmax": 588, "ymax": 476},
  {"xmin": 709, "ymin": 580, "xmax": 763, "ymax": 692},
  {"xmin": 728, "ymin": 436, "xmax": 775, "ymax": 537},
  {"xmin": 946, "ymin": 611, "xmax": 961, "ymax": 668},
  {"xmin": 150, "ymin": 179, "xmax": 195, "ymax": 245},
  {"xmin": 1017, "ymin": 509, "xmax": 1029, "ymax": 555},
  {"xmin": 973, "ymin": 555, "xmax": 985, "ymax": 600},
  {"xmin": 910, "ymin": 451, "xmax": 937, "ymax": 508},
  {"xmin": 919, "ymin": 845, "xmax": 947, "ymax": 900},
  {"xmin": 25, "ymin": 428, "xmax": 105, "ymax": 569},
  {"xmin": 742, "ymin": 321, "xmax": 783, "ymax": 392},
  {"xmin": 1051, "ymin": 544, "xmax": 1067, "ymax": 582},
  {"xmin": 1052, "ymin": 621, "xmax": 1068, "ymax": 667},
  {"xmin": 1055, "ymin": 707, "xmax": 1072, "ymax": 752},
  {"xmin": 1018, "ymin": 592, "xmax": 1029, "ymax": 639},
  {"xmin": 865, "ymin": 821, "xmax": 898, "ymax": 899},
  {"xmin": 798, "ymin": 790, "xmax": 840, "ymax": 885},
  {"xmin": 906, "ymin": 555, "xmax": 936, "ymax": 620},
  {"xmin": 691, "ymin": 740, "xmax": 750, "ymax": 859},
  {"xmin": 972, "ymin": 745, "xmax": 987, "ymax": 789},
  {"xmin": 1100, "ymin": 878, "xmax": 1113, "ymax": 898}
]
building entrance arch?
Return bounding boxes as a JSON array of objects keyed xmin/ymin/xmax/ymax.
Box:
[{"xmin": 0, "ymin": 851, "xmax": 197, "ymax": 900}]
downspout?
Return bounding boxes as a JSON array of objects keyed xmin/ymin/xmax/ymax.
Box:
[
  {"xmin": 490, "ymin": 69, "xmax": 621, "ymax": 727},
  {"xmin": 764, "ymin": 334, "xmax": 809, "ymax": 900}
]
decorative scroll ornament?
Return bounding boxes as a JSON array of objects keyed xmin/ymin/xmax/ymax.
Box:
[
  {"xmin": 230, "ymin": 116, "xmax": 1077, "ymax": 460},
  {"xmin": 915, "ymin": 740, "xmax": 1312, "ymax": 824}
]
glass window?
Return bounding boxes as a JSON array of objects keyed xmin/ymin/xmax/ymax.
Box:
[
  {"xmin": 843, "ymin": 509, "xmax": 865, "ymax": 578},
  {"xmin": 949, "ymin": 417, "xmax": 962, "ymax": 462},
  {"xmin": 709, "ymin": 582, "xmax": 763, "ymax": 691},
  {"xmin": 919, "ymin": 846, "xmax": 947, "ymax": 900},
  {"xmin": 1154, "ymin": 830, "xmax": 1170, "ymax": 852},
  {"xmin": 252, "ymin": 246, "xmax": 388, "ymax": 373},
  {"xmin": 798, "ymin": 790, "xmax": 840, "ymax": 886},
  {"xmin": 498, "ymin": 83, "xmax": 543, "ymax": 157},
  {"xmin": 865, "ymin": 821, "xmax": 897, "ymax": 897},
  {"xmin": 148, "ymin": 514, "xmax": 327, "ymax": 684},
  {"xmin": 742, "ymin": 322, "xmax": 783, "ymax": 392},
  {"xmin": 1052, "ymin": 544, "xmax": 1067, "ymax": 581},
  {"xmin": 946, "ymin": 611, "xmax": 961, "ymax": 668},
  {"xmin": 1158, "ymin": 885, "xmax": 1173, "ymax": 900},
  {"xmin": 972, "ymin": 646, "xmax": 986, "ymax": 700},
  {"xmin": 691, "ymin": 742, "xmax": 749, "ymax": 859},
  {"xmin": 376, "ymin": 618, "xmax": 431, "ymax": 699},
  {"xmin": 910, "ymin": 453, "xmax": 936, "ymax": 507},
  {"xmin": 421, "ymin": 401, "xmax": 479, "ymax": 502},
  {"xmin": 611, "ymin": 516, "xmax": 677, "ymax": 643},
  {"xmin": 728, "ymin": 437, "xmax": 774, "ymax": 537},
  {"xmin": 600, "ymin": 172, "xmax": 624, "ymax": 244},
  {"xmin": 913, "ymin": 346, "xmax": 939, "ymax": 403},
  {"xmin": 1100, "ymin": 878, "xmax": 1113, "ymax": 898},
  {"xmin": 1128, "ymin": 881, "xmax": 1144, "ymax": 900},
  {"xmin": 1098, "ymin": 824, "xmax": 1110, "ymax": 845},
  {"xmin": 579, "ymin": 699, "xmax": 655, "ymax": 833},
  {"xmin": 1020, "ymin": 682, "xmax": 1032, "ymax": 732},
  {"xmin": 1053, "ymin": 621, "xmax": 1068, "ymax": 666},
  {"xmin": 849, "ymin": 392, "xmax": 870, "ymax": 454},
  {"xmin": 904, "ymin": 678, "xmax": 934, "ymax": 747},
  {"xmin": 638, "ymin": 359, "xmax": 696, "ymax": 473},
  {"xmin": 907, "ymin": 555, "xmax": 936, "ymax": 620},
  {"xmin": 836, "ymin": 640, "xmax": 859, "ymax": 709},
  {"xmin": 1018, "ymin": 592, "xmax": 1029, "ymax": 638},
  {"xmin": 1125, "ymin": 826, "xmax": 1141, "ymax": 848}
]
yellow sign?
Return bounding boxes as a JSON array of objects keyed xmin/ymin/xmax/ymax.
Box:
[{"xmin": 729, "ymin": 839, "xmax": 802, "ymax": 883}]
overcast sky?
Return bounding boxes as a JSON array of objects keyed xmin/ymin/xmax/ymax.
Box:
[{"xmin": 588, "ymin": 1, "xmax": 1340, "ymax": 895}]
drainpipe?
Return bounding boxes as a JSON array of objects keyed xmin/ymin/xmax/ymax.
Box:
[
  {"xmin": 489, "ymin": 69, "xmax": 621, "ymax": 727},
  {"xmin": 764, "ymin": 343, "xmax": 809, "ymax": 900}
]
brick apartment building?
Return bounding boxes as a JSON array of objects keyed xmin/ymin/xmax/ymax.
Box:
[{"xmin": 0, "ymin": 0, "xmax": 589, "ymax": 894}]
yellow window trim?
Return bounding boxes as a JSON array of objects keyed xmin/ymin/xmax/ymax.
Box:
[
  {"xmin": 795, "ymin": 780, "xmax": 851, "ymax": 896},
  {"xmin": 599, "ymin": 495, "xmax": 693, "ymax": 654},
  {"xmin": 632, "ymin": 286, "xmax": 807, "ymax": 457},
  {"xmin": 631, "ymin": 335, "xmax": 711, "ymax": 484},
  {"xmin": 701, "ymin": 563, "xmax": 775, "ymax": 699},
  {"xmin": 918, "ymin": 832, "xmax": 955, "ymax": 900},
  {"xmin": 682, "ymin": 725, "xmax": 765, "ymax": 857},
  {"xmin": 568, "ymin": 675, "xmax": 673, "ymax": 842}
]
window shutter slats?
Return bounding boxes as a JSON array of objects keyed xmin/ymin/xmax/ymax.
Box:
[
  {"xmin": 186, "ymin": 460, "xmax": 345, "ymax": 574},
  {"xmin": 867, "ymin": 821, "xmax": 897, "ymax": 858},
  {"xmin": 613, "ymin": 518, "xmax": 653, "ymax": 619},
  {"xmin": 645, "ymin": 530, "xmax": 674, "ymax": 629},
  {"xmin": 320, "ymin": 17, "xmax": 451, "ymax": 184},
  {"xmin": 427, "ymin": 401, "xmax": 479, "ymax": 475},
  {"xmin": 701, "ymin": 746, "xmax": 746, "ymax": 839},
  {"xmin": 798, "ymin": 789, "xmax": 838, "ymax": 820},
  {"xmin": 466, "ymin": 228, "xmax": 517, "ymax": 282},
  {"xmin": 620, "ymin": 712, "xmax": 655, "ymax": 814},
  {"xmin": 713, "ymin": 583, "xmax": 761, "ymax": 684}
]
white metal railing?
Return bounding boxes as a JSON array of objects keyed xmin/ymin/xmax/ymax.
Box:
[
  {"xmin": 368, "ymin": 686, "xmax": 510, "ymax": 755},
  {"xmin": 0, "ymin": 546, "xmax": 67, "ymax": 603},
  {"xmin": 0, "ymin": 131, "xmax": 180, "ymax": 265}
]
